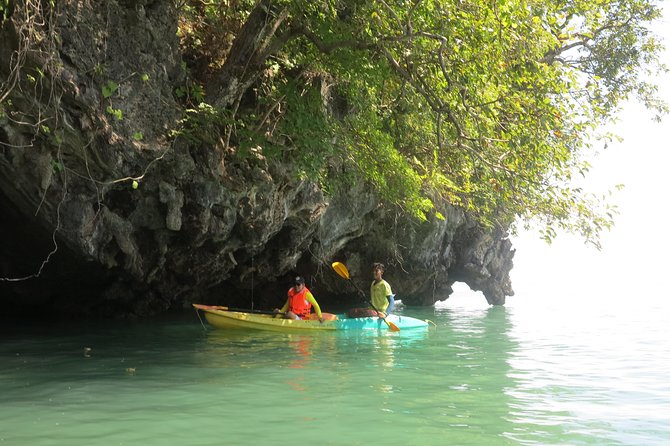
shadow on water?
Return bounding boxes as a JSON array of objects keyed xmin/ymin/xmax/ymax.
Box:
[{"xmin": 0, "ymin": 312, "xmax": 207, "ymax": 395}]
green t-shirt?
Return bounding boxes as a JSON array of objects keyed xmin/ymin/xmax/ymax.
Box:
[{"xmin": 370, "ymin": 279, "xmax": 392, "ymax": 312}]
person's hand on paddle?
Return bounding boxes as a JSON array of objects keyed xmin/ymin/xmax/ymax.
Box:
[{"xmin": 377, "ymin": 311, "xmax": 387, "ymax": 319}]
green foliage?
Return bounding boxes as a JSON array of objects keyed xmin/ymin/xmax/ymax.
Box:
[
  {"xmin": 175, "ymin": 82, "xmax": 205, "ymax": 105},
  {"xmin": 0, "ymin": 99, "xmax": 11, "ymax": 120},
  {"xmin": 175, "ymin": 0, "xmax": 667, "ymax": 247},
  {"xmin": 102, "ymin": 81, "xmax": 118, "ymax": 98},
  {"xmin": 92, "ymin": 62, "xmax": 106, "ymax": 77},
  {"xmin": 170, "ymin": 103, "xmax": 224, "ymax": 145},
  {"xmin": 0, "ymin": 0, "xmax": 10, "ymax": 21},
  {"xmin": 174, "ymin": 62, "xmax": 206, "ymax": 106},
  {"xmin": 101, "ymin": 79, "xmax": 123, "ymax": 120},
  {"xmin": 177, "ymin": 0, "xmax": 257, "ymax": 72},
  {"xmin": 268, "ymin": 80, "xmax": 339, "ymax": 180},
  {"xmin": 51, "ymin": 159, "xmax": 63, "ymax": 172},
  {"xmin": 105, "ymin": 105, "xmax": 123, "ymax": 120}
]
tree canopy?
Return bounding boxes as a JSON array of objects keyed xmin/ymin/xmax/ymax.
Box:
[{"xmin": 177, "ymin": 0, "xmax": 667, "ymax": 247}]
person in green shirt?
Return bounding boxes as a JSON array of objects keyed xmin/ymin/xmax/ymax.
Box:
[
  {"xmin": 370, "ymin": 262, "xmax": 395, "ymax": 318},
  {"xmin": 346, "ymin": 262, "xmax": 396, "ymax": 318}
]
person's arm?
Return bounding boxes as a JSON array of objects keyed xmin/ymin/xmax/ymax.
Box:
[
  {"xmin": 305, "ymin": 291, "xmax": 323, "ymax": 319},
  {"xmin": 276, "ymin": 297, "xmax": 289, "ymax": 314},
  {"xmin": 385, "ymin": 294, "xmax": 395, "ymax": 315}
]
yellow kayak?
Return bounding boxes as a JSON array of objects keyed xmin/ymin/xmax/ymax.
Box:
[{"xmin": 193, "ymin": 304, "xmax": 338, "ymax": 331}]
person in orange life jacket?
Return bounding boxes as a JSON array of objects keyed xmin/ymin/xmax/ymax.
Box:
[{"xmin": 274, "ymin": 276, "xmax": 324, "ymax": 323}]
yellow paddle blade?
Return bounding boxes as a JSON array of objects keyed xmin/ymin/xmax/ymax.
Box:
[
  {"xmin": 385, "ymin": 319, "xmax": 401, "ymax": 332},
  {"xmin": 331, "ymin": 261, "xmax": 350, "ymax": 279}
]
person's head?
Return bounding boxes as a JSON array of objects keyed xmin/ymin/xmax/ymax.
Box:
[
  {"xmin": 372, "ymin": 263, "xmax": 384, "ymax": 279},
  {"xmin": 294, "ymin": 275, "xmax": 305, "ymax": 290}
]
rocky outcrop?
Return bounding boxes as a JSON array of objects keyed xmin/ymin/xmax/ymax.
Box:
[
  {"xmin": 313, "ymin": 191, "xmax": 514, "ymax": 306},
  {"xmin": 0, "ymin": 1, "xmax": 513, "ymax": 317}
]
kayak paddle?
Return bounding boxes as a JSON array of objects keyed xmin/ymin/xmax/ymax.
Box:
[{"xmin": 331, "ymin": 261, "xmax": 400, "ymax": 332}]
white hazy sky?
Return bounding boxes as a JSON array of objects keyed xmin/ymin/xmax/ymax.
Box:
[{"xmin": 452, "ymin": 6, "xmax": 670, "ymax": 307}]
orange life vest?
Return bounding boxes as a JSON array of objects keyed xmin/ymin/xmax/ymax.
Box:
[{"xmin": 287, "ymin": 286, "xmax": 312, "ymax": 318}]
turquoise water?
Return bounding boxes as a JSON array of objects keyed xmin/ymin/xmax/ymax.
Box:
[{"xmin": 1, "ymin": 295, "xmax": 669, "ymax": 445}]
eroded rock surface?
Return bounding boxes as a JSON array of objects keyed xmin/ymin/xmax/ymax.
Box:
[{"xmin": 0, "ymin": 1, "xmax": 513, "ymax": 317}]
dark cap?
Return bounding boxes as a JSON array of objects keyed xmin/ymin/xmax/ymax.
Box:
[{"xmin": 294, "ymin": 276, "xmax": 305, "ymax": 285}]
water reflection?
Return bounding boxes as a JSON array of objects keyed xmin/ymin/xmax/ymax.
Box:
[
  {"xmin": 392, "ymin": 305, "xmax": 548, "ymax": 444},
  {"xmin": 286, "ymin": 335, "xmax": 312, "ymax": 369},
  {"xmin": 196, "ymin": 318, "xmax": 430, "ymax": 366},
  {"xmin": 192, "ymin": 315, "xmax": 434, "ymax": 399},
  {"xmin": 432, "ymin": 303, "xmax": 630, "ymax": 445}
]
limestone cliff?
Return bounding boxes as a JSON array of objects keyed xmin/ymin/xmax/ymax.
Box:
[{"xmin": 0, "ymin": 1, "xmax": 513, "ymax": 317}]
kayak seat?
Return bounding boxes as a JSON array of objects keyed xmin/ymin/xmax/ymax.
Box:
[{"xmin": 345, "ymin": 308, "xmax": 379, "ymax": 318}]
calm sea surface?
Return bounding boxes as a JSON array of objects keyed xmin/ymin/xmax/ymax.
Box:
[{"xmin": 1, "ymin": 293, "xmax": 668, "ymax": 445}]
